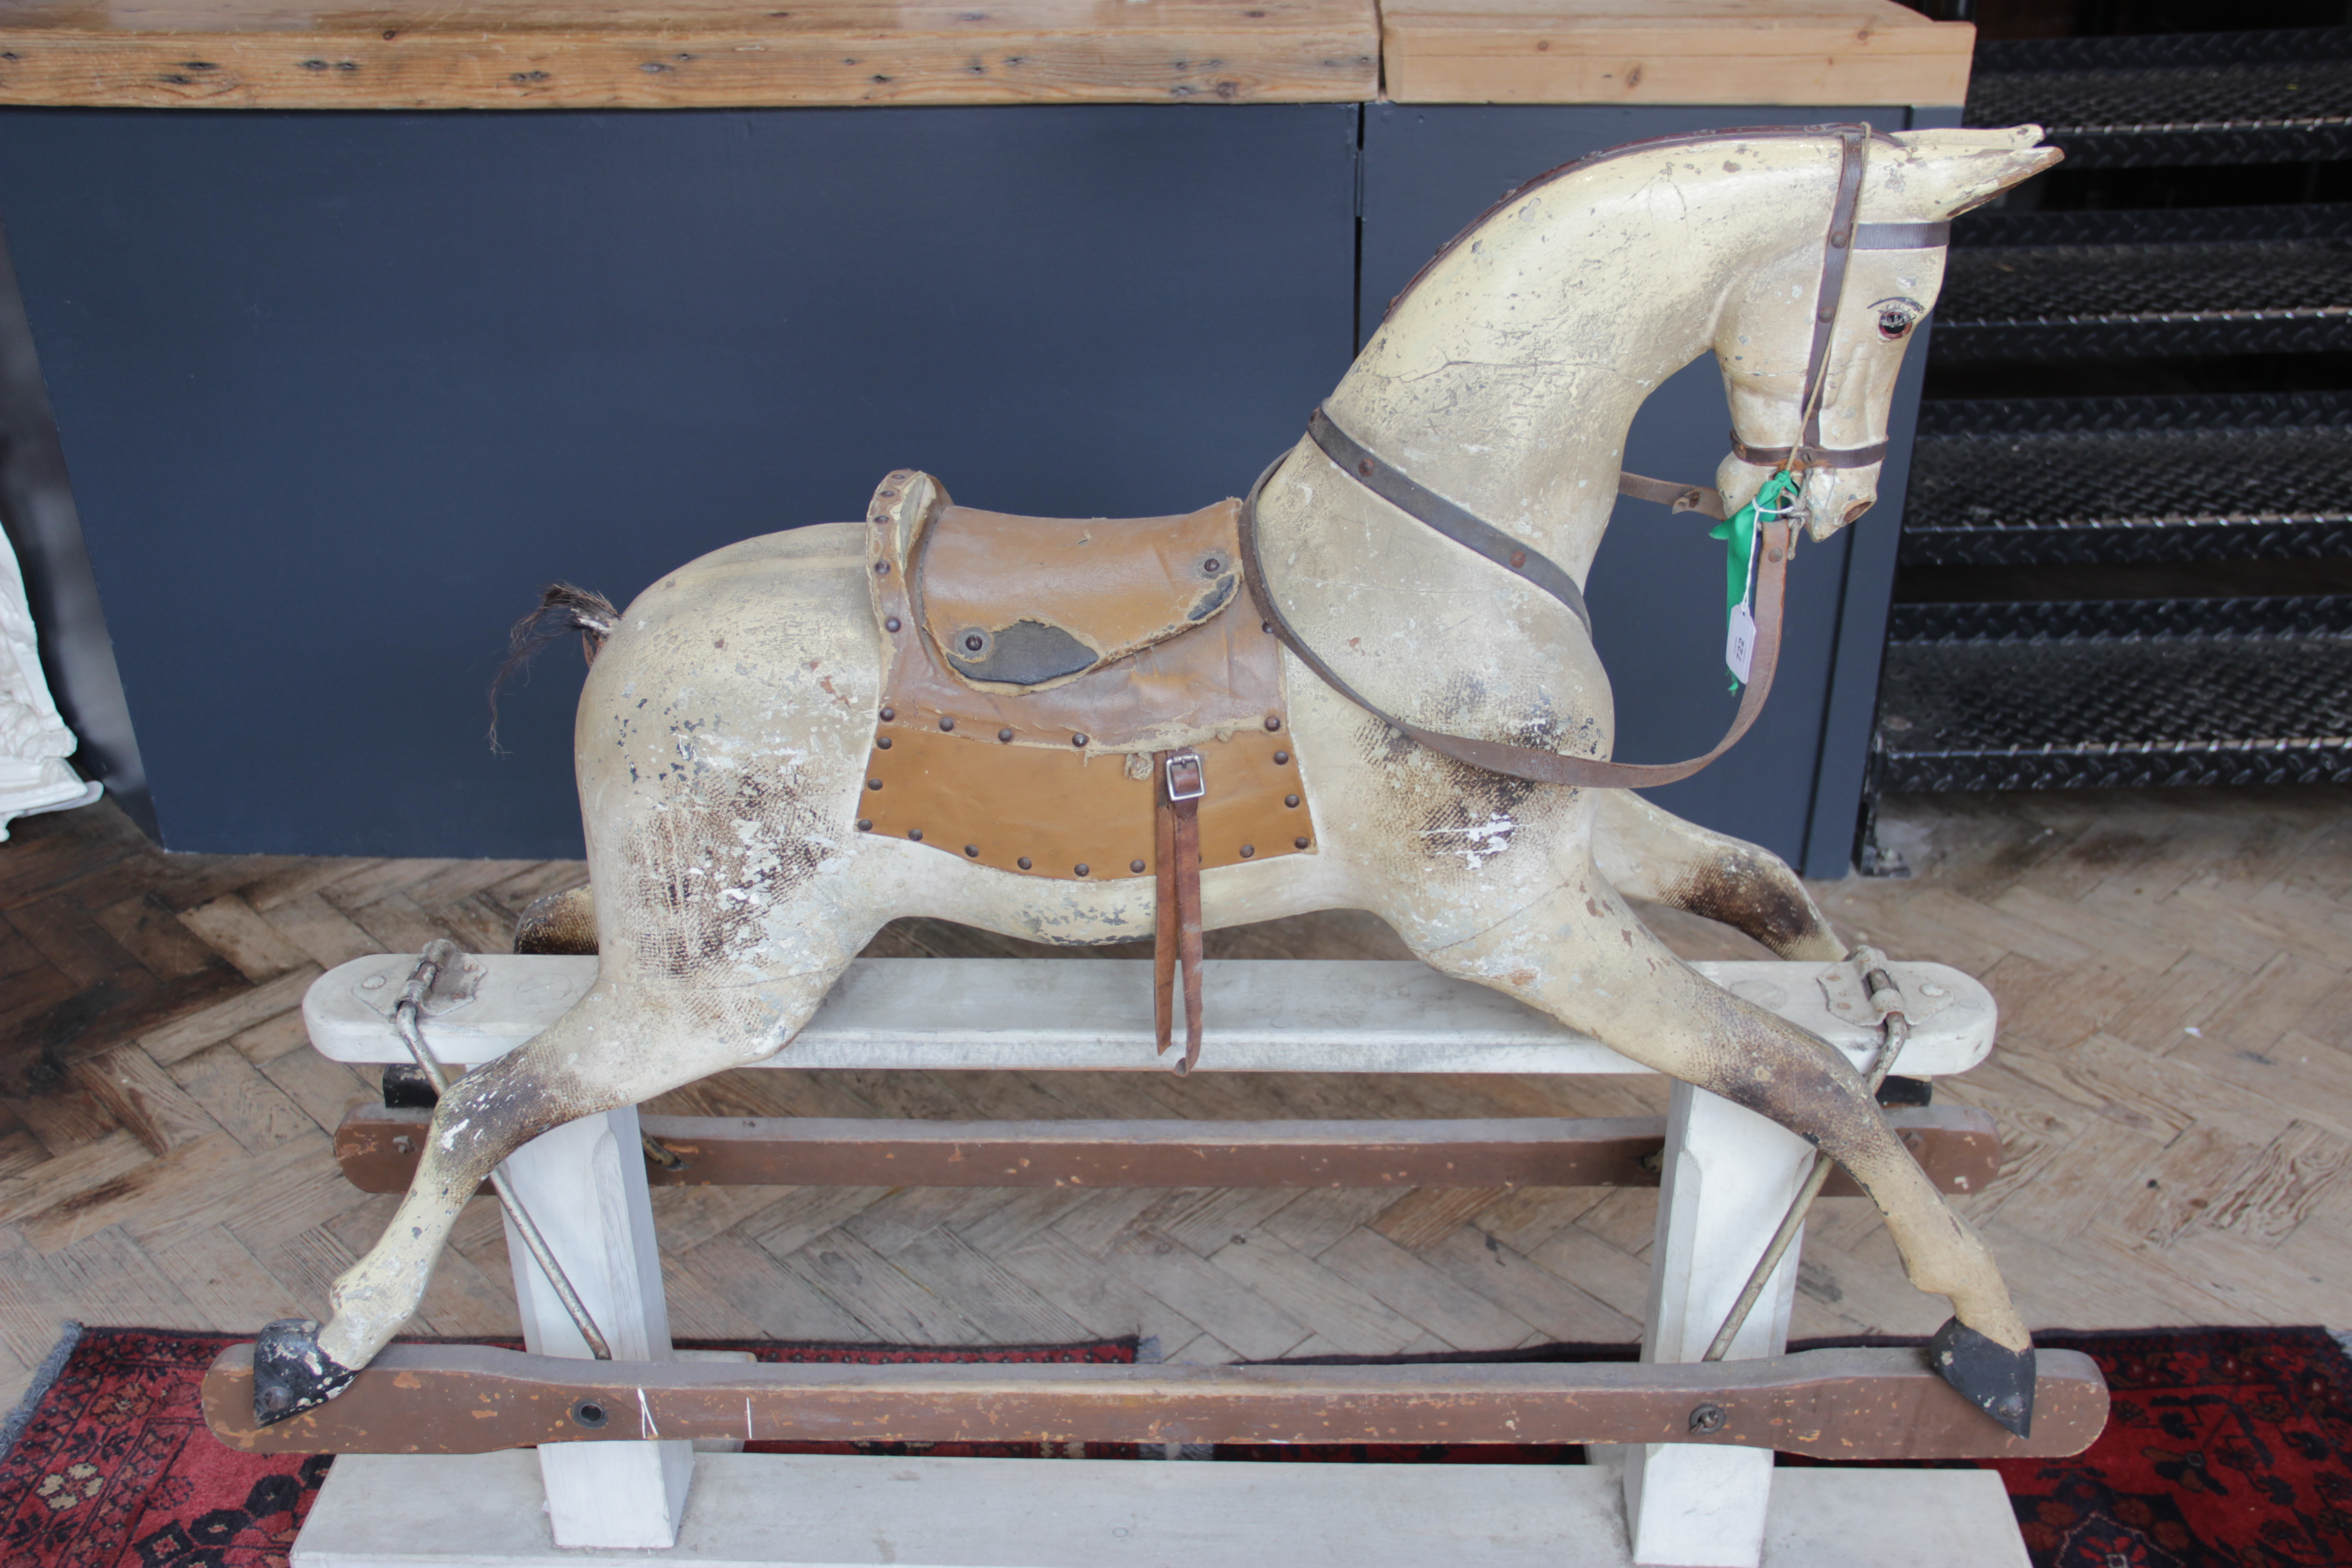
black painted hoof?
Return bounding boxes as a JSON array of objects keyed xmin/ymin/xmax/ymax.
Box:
[
  {"xmin": 1930, "ymin": 1316, "xmax": 2035, "ymax": 1438},
  {"xmin": 253, "ymin": 1318, "xmax": 358, "ymax": 1426}
]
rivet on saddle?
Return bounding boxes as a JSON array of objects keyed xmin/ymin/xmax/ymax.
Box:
[{"xmin": 859, "ymin": 470, "xmax": 1320, "ymax": 1067}]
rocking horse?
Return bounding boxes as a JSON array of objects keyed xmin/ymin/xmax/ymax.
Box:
[{"xmin": 214, "ymin": 122, "xmax": 2076, "ymax": 1528}]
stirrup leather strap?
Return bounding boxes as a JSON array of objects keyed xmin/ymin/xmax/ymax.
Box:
[{"xmin": 1153, "ymin": 750, "xmax": 1206, "ymax": 1072}]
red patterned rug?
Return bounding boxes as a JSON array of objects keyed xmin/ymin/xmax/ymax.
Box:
[{"xmin": 3, "ymin": 1325, "xmax": 2345, "ymax": 1567}]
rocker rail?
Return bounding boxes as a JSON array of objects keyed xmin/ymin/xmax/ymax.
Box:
[
  {"xmin": 334, "ymin": 1103, "xmax": 2004, "ymax": 1196},
  {"xmin": 201, "ymin": 1343, "xmax": 2107, "ymax": 1460}
]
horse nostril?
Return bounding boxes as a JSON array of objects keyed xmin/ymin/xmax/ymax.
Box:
[{"xmin": 1843, "ymin": 497, "xmax": 1875, "ymax": 525}]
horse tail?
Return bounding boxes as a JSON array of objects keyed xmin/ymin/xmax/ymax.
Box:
[{"xmin": 487, "ymin": 583, "xmax": 620, "ymax": 753}]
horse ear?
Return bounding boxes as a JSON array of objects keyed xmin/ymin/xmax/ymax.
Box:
[{"xmin": 1886, "ymin": 125, "xmax": 2063, "ymax": 220}]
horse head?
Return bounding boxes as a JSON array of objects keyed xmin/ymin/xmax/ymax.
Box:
[
  {"xmin": 1327, "ymin": 122, "xmax": 2058, "ymax": 580},
  {"xmin": 1711, "ymin": 126, "xmax": 2061, "ymax": 541}
]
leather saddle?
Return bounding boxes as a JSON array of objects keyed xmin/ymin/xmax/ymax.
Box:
[{"xmin": 859, "ymin": 470, "xmax": 1317, "ymax": 1069}]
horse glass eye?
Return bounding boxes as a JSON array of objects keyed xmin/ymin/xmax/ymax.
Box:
[{"xmin": 1872, "ymin": 296, "xmax": 1925, "ymax": 341}]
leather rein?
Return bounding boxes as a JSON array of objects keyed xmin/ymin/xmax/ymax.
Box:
[{"xmin": 1237, "ymin": 126, "xmax": 1948, "ymax": 792}]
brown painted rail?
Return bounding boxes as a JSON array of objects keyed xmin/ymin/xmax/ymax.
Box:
[
  {"xmin": 335, "ymin": 1104, "xmax": 2001, "ymax": 1195},
  {"xmin": 202, "ymin": 1342, "xmax": 2104, "ymax": 1460}
]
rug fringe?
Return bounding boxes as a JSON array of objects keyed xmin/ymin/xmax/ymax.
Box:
[{"xmin": 0, "ymin": 1321, "xmax": 82, "ymax": 1465}]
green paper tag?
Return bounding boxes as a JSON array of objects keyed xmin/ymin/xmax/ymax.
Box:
[{"xmin": 1709, "ymin": 471, "xmax": 1799, "ymax": 690}]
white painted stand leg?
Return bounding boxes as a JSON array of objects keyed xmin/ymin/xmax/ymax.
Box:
[
  {"xmin": 496, "ymin": 1105, "xmax": 694, "ymax": 1550},
  {"xmin": 1622, "ymin": 1082, "xmax": 1816, "ymax": 1568}
]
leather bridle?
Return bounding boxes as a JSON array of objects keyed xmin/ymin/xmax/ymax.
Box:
[{"xmin": 1237, "ymin": 125, "xmax": 1949, "ymax": 792}]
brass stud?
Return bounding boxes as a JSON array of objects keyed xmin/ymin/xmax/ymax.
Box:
[
  {"xmin": 867, "ymin": 778, "xmax": 883, "ymax": 791},
  {"xmin": 1239, "ymin": 844, "xmax": 1256, "ymax": 858},
  {"xmin": 1017, "ymin": 856, "xmax": 1033, "ymax": 871},
  {"xmin": 964, "ymin": 845, "xmax": 980, "ymax": 858},
  {"xmin": 1294, "ymin": 836, "xmax": 1310, "ymax": 850},
  {"xmin": 884, "ymin": 616, "xmax": 902, "ymax": 632},
  {"xmin": 908, "ymin": 828, "xmax": 923, "ymax": 842},
  {"xmin": 1131, "ymin": 859, "xmax": 1147, "ymax": 873},
  {"xmin": 998, "ymin": 727, "xmax": 1015, "ymax": 742},
  {"xmin": 1274, "ymin": 750, "xmax": 1289, "ymax": 765},
  {"xmin": 939, "ymin": 716, "xmax": 955, "ymax": 732},
  {"xmin": 857, "ymin": 818, "xmax": 873, "ymax": 831},
  {"xmin": 1264, "ymin": 716, "xmax": 1281, "ymax": 732},
  {"xmin": 1284, "ymin": 794, "xmax": 1300, "ymax": 808},
  {"xmin": 1074, "ymin": 863, "xmax": 1090, "ymax": 877},
  {"xmin": 876, "ymin": 736, "xmax": 892, "ymax": 750}
]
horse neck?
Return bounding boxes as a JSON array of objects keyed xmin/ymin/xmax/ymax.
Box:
[{"xmin": 1321, "ymin": 161, "xmax": 1825, "ymax": 578}]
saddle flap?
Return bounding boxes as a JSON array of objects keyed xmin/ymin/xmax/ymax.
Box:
[{"xmin": 918, "ymin": 501, "xmax": 1244, "ymax": 689}]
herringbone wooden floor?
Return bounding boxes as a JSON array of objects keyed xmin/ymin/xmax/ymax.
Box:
[{"xmin": 2, "ymin": 787, "xmax": 2348, "ymax": 1412}]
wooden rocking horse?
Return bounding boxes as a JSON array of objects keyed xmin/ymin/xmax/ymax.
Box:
[{"xmin": 234, "ymin": 123, "xmax": 2064, "ymax": 1450}]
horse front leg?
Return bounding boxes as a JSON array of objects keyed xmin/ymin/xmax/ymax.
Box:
[
  {"xmin": 1591, "ymin": 789, "xmax": 1846, "ymax": 961},
  {"xmin": 1396, "ymin": 862, "xmax": 2036, "ymax": 1435},
  {"xmin": 252, "ymin": 971, "xmax": 843, "ymax": 1423}
]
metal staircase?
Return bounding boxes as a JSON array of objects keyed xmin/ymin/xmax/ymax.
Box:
[{"xmin": 1862, "ymin": 22, "xmax": 2352, "ymax": 870}]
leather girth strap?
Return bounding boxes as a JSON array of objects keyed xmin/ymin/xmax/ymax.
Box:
[{"xmin": 1154, "ymin": 750, "xmax": 1206, "ymax": 1072}]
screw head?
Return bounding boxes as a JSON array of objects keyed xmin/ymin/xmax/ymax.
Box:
[
  {"xmin": 1072, "ymin": 733, "xmax": 1088, "ymax": 747},
  {"xmin": 1239, "ymin": 845, "xmax": 1255, "ymax": 859},
  {"xmin": 884, "ymin": 616, "xmax": 902, "ymax": 632},
  {"xmin": 998, "ymin": 727, "xmax": 1014, "ymax": 742},
  {"xmin": 879, "ymin": 707, "xmax": 895, "ymax": 722},
  {"xmin": 1284, "ymin": 794, "xmax": 1300, "ymax": 808},
  {"xmin": 1017, "ymin": 856, "xmax": 1033, "ymax": 871},
  {"xmin": 867, "ymin": 778, "xmax": 883, "ymax": 791},
  {"xmin": 939, "ymin": 716, "xmax": 955, "ymax": 732},
  {"xmin": 908, "ymin": 829, "xmax": 923, "ymax": 843},
  {"xmin": 857, "ymin": 818, "xmax": 872, "ymax": 831},
  {"xmin": 1688, "ymin": 1403, "xmax": 1727, "ymax": 1435},
  {"xmin": 965, "ymin": 633, "xmax": 984, "ymax": 652},
  {"xmin": 1264, "ymin": 716, "xmax": 1282, "ymax": 732},
  {"xmin": 1074, "ymin": 863, "xmax": 1090, "ymax": 877},
  {"xmin": 1131, "ymin": 859, "xmax": 1147, "ymax": 874},
  {"xmin": 1294, "ymin": 836, "xmax": 1310, "ymax": 850},
  {"xmin": 875, "ymin": 736, "xmax": 892, "ymax": 750},
  {"xmin": 1273, "ymin": 750, "xmax": 1289, "ymax": 765},
  {"xmin": 964, "ymin": 845, "xmax": 979, "ymax": 858}
]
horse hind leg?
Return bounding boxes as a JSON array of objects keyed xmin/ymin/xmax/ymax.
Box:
[
  {"xmin": 1591, "ymin": 790, "xmax": 1846, "ymax": 961},
  {"xmin": 251, "ymin": 967, "xmax": 843, "ymax": 1423},
  {"xmin": 1395, "ymin": 866, "xmax": 2037, "ymax": 1435}
]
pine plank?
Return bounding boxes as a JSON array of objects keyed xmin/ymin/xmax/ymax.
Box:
[
  {"xmin": 169, "ymin": 1043, "xmax": 315, "ymax": 1154},
  {"xmin": 775, "ymin": 1229, "xmax": 983, "ymax": 1343},
  {"xmin": 138, "ymin": 965, "xmax": 322, "ymax": 1065},
  {"xmin": 1315, "ymin": 1228, "xmax": 1537, "ymax": 1350},
  {"xmin": 1205, "ymin": 1229, "xmax": 1428, "ymax": 1354},
  {"xmin": 1414, "ymin": 1224, "xmax": 1643, "ymax": 1343},
  {"xmin": 73, "ymin": 1044, "xmax": 219, "ymax": 1153},
  {"xmin": 178, "ymin": 893, "xmax": 311, "ymax": 982}
]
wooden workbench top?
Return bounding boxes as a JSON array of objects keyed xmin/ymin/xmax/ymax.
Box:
[
  {"xmin": 1384, "ymin": 0, "xmax": 1973, "ymax": 108},
  {"xmin": 0, "ymin": 0, "xmax": 1967, "ymax": 110}
]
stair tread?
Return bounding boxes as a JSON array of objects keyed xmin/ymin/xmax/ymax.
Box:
[{"xmin": 1878, "ymin": 623, "xmax": 2352, "ymax": 771}]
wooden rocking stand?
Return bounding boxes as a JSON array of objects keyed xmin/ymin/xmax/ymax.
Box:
[{"xmin": 202, "ymin": 953, "xmax": 2107, "ymax": 1568}]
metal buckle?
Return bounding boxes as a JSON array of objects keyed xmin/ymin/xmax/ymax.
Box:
[{"xmin": 1164, "ymin": 751, "xmax": 1205, "ymax": 802}]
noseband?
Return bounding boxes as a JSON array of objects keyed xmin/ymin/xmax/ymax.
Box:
[{"xmin": 1236, "ymin": 126, "xmax": 1949, "ymax": 792}]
